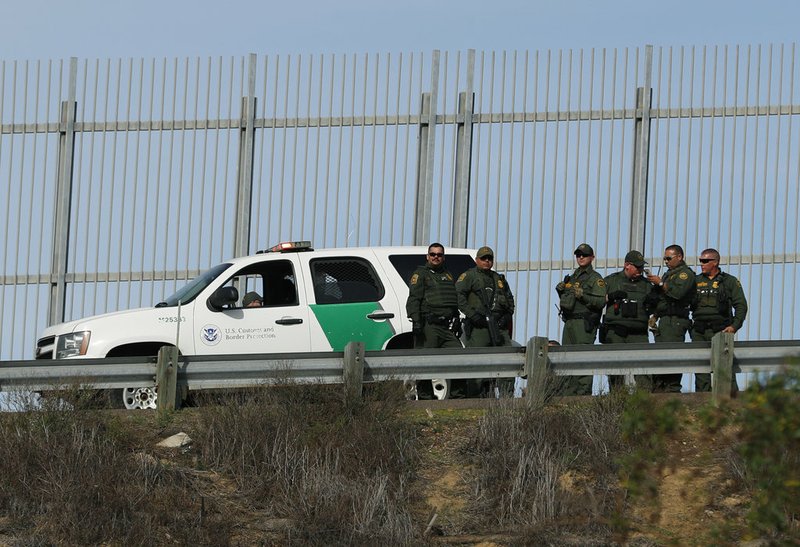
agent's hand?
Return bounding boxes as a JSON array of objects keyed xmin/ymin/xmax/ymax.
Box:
[
  {"xmin": 646, "ymin": 274, "xmax": 661, "ymax": 286},
  {"xmin": 722, "ymin": 325, "xmax": 736, "ymax": 334},
  {"xmin": 573, "ymin": 286, "xmax": 584, "ymax": 300},
  {"xmin": 648, "ymin": 315, "xmax": 659, "ymax": 332},
  {"xmin": 556, "ymin": 281, "xmax": 567, "ymax": 293}
]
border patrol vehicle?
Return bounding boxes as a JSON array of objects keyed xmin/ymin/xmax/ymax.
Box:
[{"xmin": 36, "ymin": 242, "xmax": 479, "ymax": 408}]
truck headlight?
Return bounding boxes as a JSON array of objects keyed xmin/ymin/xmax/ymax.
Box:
[{"xmin": 55, "ymin": 331, "xmax": 91, "ymax": 359}]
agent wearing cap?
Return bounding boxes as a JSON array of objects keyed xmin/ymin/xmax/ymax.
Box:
[
  {"xmin": 645, "ymin": 244, "xmax": 696, "ymax": 393},
  {"xmin": 242, "ymin": 291, "xmax": 263, "ymax": 308},
  {"xmin": 690, "ymin": 248, "xmax": 748, "ymax": 393},
  {"xmin": 601, "ymin": 250, "xmax": 657, "ymax": 391},
  {"xmin": 555, "ymin": 243, "xmax": 606, "ymax": 396},
  {"xmin": 456, "ymin": 246, "xmax": 515, "ymax": 396}
]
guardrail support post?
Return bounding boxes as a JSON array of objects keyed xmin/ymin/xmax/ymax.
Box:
[
  {"xmin": 711, "ymin": 331, "xmax": 735, "ymax": 405},
  {"xmin": 343, "ymin": 341, "xmax": 365, "ymax": 400},
  {"xmin": 156, "ymin": 346, "xmax": 180, "ymax": 413},
  {"xmin": 525, "ymin": 336, "xmax": 550, "ymax": 406}
]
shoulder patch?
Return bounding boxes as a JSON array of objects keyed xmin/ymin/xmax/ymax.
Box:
[
  {"xmin": 497, "ymin": 279, "xmax": 504, "ymax": 289},
  {"xmin": 679, "ymin": 272, "xmax": 689, "ymax": 280},
  {"xmin": 410, "ymin": 273, "xmax": 419, "ymax": 285},
  {"xmin": 457, "ymin": 273, "xmax": 466, "ymax": 282},
  {"xmin": 596, "ymin": 279, "xmax": 605, "ymax": 287}
]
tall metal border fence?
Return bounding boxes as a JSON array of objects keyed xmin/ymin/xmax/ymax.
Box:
[{"xmin": 2, "ymin": 44, "xmax": 799, "ymax": 360}]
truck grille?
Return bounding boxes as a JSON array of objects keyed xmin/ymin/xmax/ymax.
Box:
[{"xmin": 36, "ymin": 336, "xmax": 55, "ymax": 360}]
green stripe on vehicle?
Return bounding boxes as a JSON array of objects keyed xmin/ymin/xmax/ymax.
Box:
[{"xmin": 310, "ymin": 302, "xmax": 395, "ymax": 351}]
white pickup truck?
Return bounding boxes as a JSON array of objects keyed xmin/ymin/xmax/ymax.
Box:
[{"xmin": 36, "ymin": 241, "xmax": 479, "ymax": 408}]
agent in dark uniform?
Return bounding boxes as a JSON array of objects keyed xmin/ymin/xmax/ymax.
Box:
[
  {"xmin": 690, "ymin": 248, "xmax": 748, "ymax": 392},
  {"xmin": 406, "ymin": 243, "xmax": 461, "ymax": 349},
  {"xmin": 646, "ymin": 244, "xmax": 696, "ymax": 393},
  {"xmin": 556, "ymin": 243, "xmax": 606, "ymax": 395},
  {"xmin": 601, "ymin": 250, "xmax": 657, "ymax": 391},
  {"xmin": 456, "ymin": 246, "xmax": 515, "ymax": 395}
]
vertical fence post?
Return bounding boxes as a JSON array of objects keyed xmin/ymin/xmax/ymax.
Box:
[
  {"xmin": 234, "ymin": 53, "xmax": 258, "ymax": 258},
  {"xmin": 49, "ymin": 57, "xmax": 78, "ymax": 326},
  {"xmin": 343, "ymin": 341, "xmax": 365, "ymax": 400},
  {"xmin": 156, "ymin": 345, "xmax": 180, "ymax": 413},
  {"xmin": 630, "ymin": 45, "xmax": 653, "ymax": 254},
  {"xmin": 525, "ymin": 336, "xmax": 550, "ymax": 406},
  {"xmin": 452, "ymin": 50, "xmax": 475, "ymax": 248},
  {"xmin": 711, "ymin": 331, "xmax": 735, "ymax": 405},
  {"xmin": 414, "ymin": 50, "xmax": 440, "ymax": 245}
]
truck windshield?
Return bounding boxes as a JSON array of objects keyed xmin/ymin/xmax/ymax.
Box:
[{"xmin": 156, "ymin": 263, "xmax": 232, "ymax": 307}]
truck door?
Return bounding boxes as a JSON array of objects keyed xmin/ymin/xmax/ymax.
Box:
[
  {"xmin": 300, "ymin": 254, "xmax": 402, "ymax": 351},
  {"xmin": 195, "ymin": 257, "xmax": 311, "ymax": 354}
]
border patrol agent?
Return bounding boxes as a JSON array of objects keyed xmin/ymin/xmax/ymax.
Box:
[
  {"xmin": 556, "ymin": 243, "xmax": 606, "ymax": 395},
  {"xmin": 406, "ymin": 243, "xmax": 461, "ymax": 349},
  {"xmin": 601, "ymin": 250, "xmax": 657, "ymax": 391},
  {"xmin": 690, "ymin": 248, "xmax": 748, "ymax": 392},
  {"xmin": 456, "ymin": 246, "xmax": 515, "ymax": 395},
  {"xmin": 646, "ymin": 244, "xmax": 696, "ymax": 393}
]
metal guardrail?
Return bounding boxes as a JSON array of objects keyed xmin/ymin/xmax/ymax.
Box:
[{"xmin": 1, "ymin": 338, "xmax": 798, "ymax": 396}]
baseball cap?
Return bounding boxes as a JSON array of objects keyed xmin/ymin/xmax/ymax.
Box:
[
  {"xmin": 242, "ymin": 291, "xmax": 263, "ymax": 307},
  {"xmin": 574, "ymin": 243, "xmax": 594, "ymax": 256},
  {"xmin": 624, "ymin": 250, "xmax": 647, "ymax": 267},
  {"xmin": 476, "ymin": 246, "xmax": 494, "ymax": 259}
]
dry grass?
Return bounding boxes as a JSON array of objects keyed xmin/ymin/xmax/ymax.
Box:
[
  {"xmin": 192, "ymin": 381, "xmax": 420, "ymax": 545},
  {"xmin": 0, "ymin": 392, "xmax": 230, "ymax": 545},
  {"xmin": 464, "ymin": 390, "xmax": 631, "ymax": 543}
]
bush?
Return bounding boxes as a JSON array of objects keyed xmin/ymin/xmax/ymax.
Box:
[{"xmin": 704, "ymin": 364, "xmax": 800, "ymax": 541}]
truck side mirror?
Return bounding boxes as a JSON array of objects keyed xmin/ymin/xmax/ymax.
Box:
[{"xmin": 208, "ymin": 286, "xmax": 239, "ymax": 311}]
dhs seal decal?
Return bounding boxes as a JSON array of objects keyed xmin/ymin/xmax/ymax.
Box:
[{"xmin": 201, "ymin": 324, "xmax": 221, "ymax": 346}]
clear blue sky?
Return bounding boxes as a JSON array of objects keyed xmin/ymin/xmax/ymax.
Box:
[{"xmin": 2, "ymin": 0, "xmax": 798, "ymax": 60}]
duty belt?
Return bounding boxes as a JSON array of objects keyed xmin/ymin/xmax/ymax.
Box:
[
  {"xmin": 425, "ymin": 313, "xmax": 457, "ymax": 326},
  {"xmin": 692, "ymin": 318, "xmax": 730, "ymax": 332},
  {"xmin": 562, "ymin": 312, "xmax": 593, "ymax": 321},
  {"xmin": 661, "ymin": 313, "xmax": 690, "ymax": 319}
]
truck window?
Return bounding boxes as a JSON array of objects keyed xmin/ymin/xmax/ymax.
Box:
[
  {"xmin": 310, "ymin": 258, "xmax": 384, "ymax": 303},
  {"xmin": 220, "ymin": 259, "xmax": 298, "ymax": 308},
  {"xmin": 389, "ymin": 253, "xmax": 476, "ymax": 286}
]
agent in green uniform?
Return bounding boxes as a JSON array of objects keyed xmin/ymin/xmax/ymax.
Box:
[
  {"xmin": 646, "ymin": 244, "xmax": 696, "ymax": 393},
  {"xmin": 406, "ymin": 243, "xmax": 461, "ymax": 349},
  {"xmin": 556, "ymin": 243, "xmax": 607, "ymax": 395},
  {"xmin": 690, "ymin": 248, "xmax": 748, "ymax": 392},
  {"xmin": 601, "ymin": 250, "xmax": 657, "ymax": 391},
  {"xmin": 456, "ymin": 246, "xmax": 515, "ymax": 395}
]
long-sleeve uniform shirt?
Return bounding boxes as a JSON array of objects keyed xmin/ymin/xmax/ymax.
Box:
[
  {"xmin": 602, "ymin": 271, "xmax": 654, "ymax": 333},
  {"xmin": 691, "ymin": 271, "xmax": 747, "ymax": 334},
  {"xmin": 456, "ymin": 267, "xmax": 515, "ymax": 347},
  {"xmin": 406, "ymin": 264, "xmax": 459, "ymax": 324}
]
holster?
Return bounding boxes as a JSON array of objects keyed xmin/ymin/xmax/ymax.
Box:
[
  {"xmin": 598, "ymin": 323, "xmax": 609, "ymax": 344},
  {"xmin": 583, "ymin": 312, "xmax": 601, "ymax": 333}
]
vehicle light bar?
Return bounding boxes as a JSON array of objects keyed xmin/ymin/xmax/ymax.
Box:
[{"xmin": 263, "ymin": 240, "xmax": 314, "ymax": 253}]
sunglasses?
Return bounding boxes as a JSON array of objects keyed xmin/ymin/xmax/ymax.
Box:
[
  {"xmin": 428, "ymin": 252, "xmax": 444, "ymax": 258},
  {"xmin": 663, "ymin": 256, "xmax": 676, "ymax": 262},
  {"xmin": 479, "ymin": 255, "xmax": 494, "ymax": 261},
  {"xmin": 575, "ymin": 253, "xmax": 591, "ymax": 258},
  {"xmin": 699, "ymin": 258, "xmax": 716, "ymax": 264}
]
